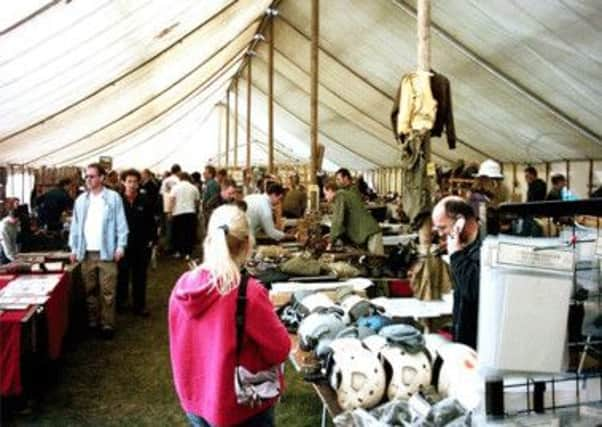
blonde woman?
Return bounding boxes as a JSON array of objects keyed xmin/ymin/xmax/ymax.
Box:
[{"xmin": 169, "ymin": 205, "xmax": 290, "ymax": 427}]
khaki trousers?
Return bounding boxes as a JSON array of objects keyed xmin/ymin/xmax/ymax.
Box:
[
  {"xmin": 81, "ymin": 251, "xmax": 117, "ymax": 329},
  {"xmin": 367, "ymin": 233, "xmax": 385, "ymax": 256}
]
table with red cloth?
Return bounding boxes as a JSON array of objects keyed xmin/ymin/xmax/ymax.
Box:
[{"xmin": 0, "ymin": 272, "xmax": 70, "ymax": 396}]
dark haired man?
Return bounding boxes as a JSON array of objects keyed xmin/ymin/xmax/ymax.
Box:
[
  {"xmin": 204, "ymin": 178, "xmax": 237, "ymax": 225},
  {"xmin": 244, "ymin": 182, "xmax": 287, "ymax": 244},
  {"xmin": 37, "ymin": 178, "xmax": 74, "ymax": 231},
  {"xmin": 69, "ymin": 163, "xmax": 129, "ymax": 339},
  {"xmin": 546, "ymin": 174, "xmax": 567, "ymax": 201},
  {"xmin": 432, "ymin": 196, "xmax": 480, "ymax": 349},
  {"xmin": 117, "ymin": 169, "xmax": 157, "ymax": 316},
  {"xmin": 202, "ymin": 165, "xmax": 219, "ymax": 208},
  {"xmin": 524, "ymin": 166, "xmax": 546, "ymax": 202},
  {"xmin": 335, "ymin": 168, "xmax": 354, "ymax": 189},
  {"xmin": 323, "ymin": 179, "xmax": 383, "ymax": 255}
]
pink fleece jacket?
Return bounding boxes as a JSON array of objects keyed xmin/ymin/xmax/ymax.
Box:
[{"xmin": 168, "ymin": 268, "xmax": 291, "ymax": 426}]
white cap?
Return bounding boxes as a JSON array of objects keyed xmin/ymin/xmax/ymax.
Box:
[{"xmin": 474, "ymin": 159, "xmax": 503, "ymax": 179}]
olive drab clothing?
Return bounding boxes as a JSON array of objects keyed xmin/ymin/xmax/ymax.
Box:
[
  {"xmin": 400, "ymin": 131, "xmax": 431, "ymax": 223},
  {"xmin": 330, "ymin": 188, "xmax": 380, "ymax": 247},
  {"xmin": 410, "ymin": 249, "xmax": 453, "ymax": 301}
]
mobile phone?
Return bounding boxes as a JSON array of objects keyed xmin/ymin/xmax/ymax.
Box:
[{"xmin": 452, "ymin": 216, "xmax": 466, "ymax": 237}]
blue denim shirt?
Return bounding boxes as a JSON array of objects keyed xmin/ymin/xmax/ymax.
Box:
[{"xmin": 69, "ymin": 188, "xmax": 129, "ymax": 261}]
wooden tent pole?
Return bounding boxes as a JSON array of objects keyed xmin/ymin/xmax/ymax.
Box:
[
  {"xmin": 588, "ymin": 159, "xmax": 593, "ymax": 196},
  {"xmin": 267, "ymin": 18, "xmax": 274, "ymax": 173},
  {"xmin": 215, "ymin": 102, "xmax": 224, "ymax": 168},
  {"xmin": 233, "ymin": 78, "xmax": 239, "ymax": 168},
  {"xmin": 417, "ymin": 0, "xmax": 432, "ymax": 246},
  {"xmin": 246, "ymin": 61, "xmax": 252, "ymax": 169},
  {"xmin": 417, "ymin": 0, "xmax": 431, "ymax": 167},
  {"xmin": 310, "ymin": 0, "xmax": 319, "ymax": 184},
  {"xmin": 225, "ymin": 89, "xmax": 230, "ymax": 168}
]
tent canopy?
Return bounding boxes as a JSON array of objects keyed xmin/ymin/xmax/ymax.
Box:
[{"xmin": 1, "ymin": 0, "xmax": 601, "ymax": 172}]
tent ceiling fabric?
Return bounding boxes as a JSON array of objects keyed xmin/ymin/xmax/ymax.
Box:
[{"xmin": 0, "ymin": 0, "xmax": 600, "ymax": 170}]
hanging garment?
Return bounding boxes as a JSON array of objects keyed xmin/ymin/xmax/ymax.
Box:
[
  {"xmin": 430, "ymin": 72, "xmax": 456, "ymax": 149},
  {"xmin": 400, "ymin": 131, "xmax": 431, "ymax": 223},
  {"xmin": 394, "ymin": 71, "xmax": 437, "ymax": 137},
  {"xmin": 410, "ymin": 249, "xmax": 453, "ymax": 301},
  {"xmin": 391, "ymin": 71, "xmax": 456, "ymax": 150}
]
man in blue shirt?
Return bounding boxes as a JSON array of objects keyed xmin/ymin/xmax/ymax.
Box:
[{"xmin": 69, "ymin": 163, "xmax": 129, "ymax": 339}]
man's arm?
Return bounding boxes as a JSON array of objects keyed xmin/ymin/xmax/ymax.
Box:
[
  {"xmin": 259, "ymin": 200, "xmax": 285, "ymax": 240},
  {"xmin": 114, "ymin": 196, "xmax": 129, "ymax": 258},
  {"xmin": 0, "ymin": 225, "xmax": 16, "ymax": 261},
  {"xmin": 68, "ymin": 199, "xmax": 80, "ymax": 261}
]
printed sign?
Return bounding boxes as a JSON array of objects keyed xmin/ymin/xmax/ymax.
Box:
[{"xmin": 497, "ymin": 242, "xmax": 574, "ymax": 272}]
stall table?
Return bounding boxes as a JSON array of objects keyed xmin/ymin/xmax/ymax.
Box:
[
  {"xmin": 0, "ymin": 272, "xmax": 69, "ymax": 396},
  {"xmin": 288, "ymin": 334, "xmax": 342, "ymax": 427}
]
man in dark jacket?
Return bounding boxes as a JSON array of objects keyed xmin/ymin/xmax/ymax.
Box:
[
  {"xmin": 432, "ymin": 196, "xmax": 481, "ymax": 349},
  {"xmin": 117, "ymin": 169, "xmax": 157, "ymax": 316},
  {"xmin": 524, "ymin": 167, "xmax": 547, "ymax": 202},
  {"xmin": 37, "ymin": 178, "xmax": 73, "ymax": 231}
]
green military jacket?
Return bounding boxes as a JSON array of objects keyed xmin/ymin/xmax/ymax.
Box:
[{"xmin": 330, "ymin": 188, "xmax": 380, "ymax": 246}]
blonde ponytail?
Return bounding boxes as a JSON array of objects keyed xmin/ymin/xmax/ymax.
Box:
[{"xmin": 201, "ymin": 204, "xmax": 250, "ymax": 294}]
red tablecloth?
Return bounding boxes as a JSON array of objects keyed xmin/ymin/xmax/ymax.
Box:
[{"xmin": 0, "ymin": 273, "xmax": 69, "ymax": 396}]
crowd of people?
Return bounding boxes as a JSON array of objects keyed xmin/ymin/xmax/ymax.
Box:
[{"xmin": 2, "ymin": 158, "xmax": 601, "ymax": 426}]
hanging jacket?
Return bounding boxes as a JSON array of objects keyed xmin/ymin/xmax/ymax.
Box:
[
  {"xmin": 395, "ymin": 71, "xmax": 437, "ymax": 137},
  {"xmin": 430, "ymin": 72, "xmax": 456, "ymax": 149},
  {"xmin": 391, "ymin": 70, "xmax": 456, "ymax": 150}
]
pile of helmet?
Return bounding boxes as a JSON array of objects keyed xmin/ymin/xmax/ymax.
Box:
[{"xmin": 292, "ymin": 290, "xmax": 481, "ymax": 414}]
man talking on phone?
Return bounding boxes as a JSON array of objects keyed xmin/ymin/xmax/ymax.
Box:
[{"xmin": 432, "ymin": 196, "xmax": 481, "ymax": 349}]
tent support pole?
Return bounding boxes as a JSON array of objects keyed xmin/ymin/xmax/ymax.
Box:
[
  {"xmin": 246, "ymin": 61, "xmax": 252, "ymax": 169},
  {"xmin": 267, "ymin": 18, "xmax": 274, "ymax": 173},
  {"xmin": 588, "ymin": 159, "xmax": 593, "ymax": 197},
  {"xmin": 417, "ymin": 0, "xmax": 433, "ymax": 247},
  {"xmin": 234, "ymin": 78, "xmax": 239, "ymax": 168},
  {"xmin": 310, "ymin": 0, "xmax": 319, "ymax": 185},
  {"xmin": 225, "ymin": 89, "xmax": 230, "ymax": 168}
]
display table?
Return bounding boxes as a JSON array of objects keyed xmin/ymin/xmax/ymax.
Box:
[
  {"xmin": 288, "ymin": 334, "xmax": 343, "ymax": 427},
  {"xmin": 0, "ymin": 272, "xmax": 70, "ymax": 396}
]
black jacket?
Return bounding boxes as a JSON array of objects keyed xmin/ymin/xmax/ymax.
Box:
[
  {"xmin": 449, "ymin": 236, "xmax": 481, "ymax": 349},
  {"xmin": 527, "ymin": 179, "xmax": 547, "ymax": 202},
  {"xmin": 121, "ymin": 193, "xmax": 157, "ymax": 249},
  {"xmin": 37, "ymin": 188, "xmax": 73, "ymax": 231}
]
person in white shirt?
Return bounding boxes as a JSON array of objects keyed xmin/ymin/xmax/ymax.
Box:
[
  {"xmin": 169, "ymin": 172, "xmax": 200, "ymax": 259},
  {"xmin": 160, "ymin": 164, "xmax": 181, "ymax": 254},
  {"xmin": 0, "ymin": 210, "xmax": 19, "ymax": 265},
  {"xmin": 244, "ymin": 183, "xmax": 288, "ymax": 245},
  {"xmin": 69, "ymin": 163, "xmax": 129, "ymax": 339}
]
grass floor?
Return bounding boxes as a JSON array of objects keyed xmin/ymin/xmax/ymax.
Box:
[{"xmin": 5, "ymin": 255, "xmax": 322, "ymax": 426}]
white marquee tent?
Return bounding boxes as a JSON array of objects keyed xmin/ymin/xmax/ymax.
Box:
[{"xmin": 1, "ymin": 0, "xmax": 601, "ymax": 175}]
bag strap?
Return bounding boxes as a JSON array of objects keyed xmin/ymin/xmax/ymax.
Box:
[{"xmin": 235, "ymin": 270, "xmax": 250, "ymax": 360}]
